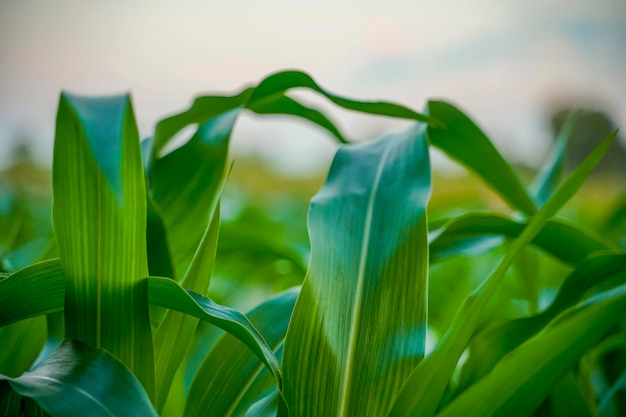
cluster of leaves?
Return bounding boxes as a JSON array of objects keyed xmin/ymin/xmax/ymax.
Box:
[{"xmin": 0, "ymin": 70, "xmax": 625, "ymax": 417}]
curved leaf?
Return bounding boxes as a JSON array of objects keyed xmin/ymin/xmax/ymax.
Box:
[
  {"xmin": 0, "ymin": 339, "xmax": 157, "ymax": 417},
  {"xmin": 185, "ymin": 287, "xmax": 299, "ymax": 417},
  {"xmin": 282, "ymin": 124, "xmax": 431, "ymax": 416},
  {"xmin": 146, "ymin": 277, "xmax": 282, "ymax": 391},
  {"xmin": 426, "ymin": 100, "xmax": 537, "ymax": 215}
]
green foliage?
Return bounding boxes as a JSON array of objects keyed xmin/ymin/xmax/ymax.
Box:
[{"xmin": 0, "ymin": 70, "xmax": 624, "ymax": 417}]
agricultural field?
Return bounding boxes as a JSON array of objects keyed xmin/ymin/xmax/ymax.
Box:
[{"xmin": 1, "ymin": 71, "xmax": 625, "ymax": 416}]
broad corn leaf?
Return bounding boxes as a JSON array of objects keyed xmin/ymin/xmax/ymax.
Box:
[
  {"xmin": 0, "ymin": 339, "xmax": 157, "ymax": 417},
  {"xmin": 426, "ymin": 101, "xmax": 537, "ymax": 216},
  {"xmin": 52, "ymin": 94, "xmax": 155, "ymax": 397},
  {"xmin": 282, "ymin": 124, "xmax": 431, "ymax": 416}
]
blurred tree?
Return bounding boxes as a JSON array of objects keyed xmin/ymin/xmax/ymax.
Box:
[{"xmin": 551, "ymin": 108, "xmax": 626, "ymax": 175}]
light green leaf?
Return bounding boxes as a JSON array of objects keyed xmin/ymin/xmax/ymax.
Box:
[
  {"xmin": 426, "ymin": 101, "xmax": 537, "ymax": 215},
  {"xmin": 0, "ymin": 259, "xmax": 65, "ymax": 328},
  {"xmin": 389, "ymin": 130, "xmax": 616, "ymax": 417},
  {"xmin": 0, "ymin": 339, "xmax": 157, "ymax": 417},
  {"xmin": 146, "ymin": 277, "xmax": 282, "ymax": 391},
  {"xmin": 52, "ymin": 94, "xmax": 154, "ymax": 395},
  {"xmin": 530, "ymin": 110, "xmax": 580, "ymax": 206},
  {"xmin": 282, "ymin": 124, "xmax": 431, "ymax": 416},
  {"xmin": 436, "ymin": 285, "xmax": 626, "ymax": 417},
  {"xmin": 185, "ymin": 287, "xmax": 298, "ymax": 417},
  {"xmin": 429, "ymin": 213, "xmax": 614, "ymax": 265}
]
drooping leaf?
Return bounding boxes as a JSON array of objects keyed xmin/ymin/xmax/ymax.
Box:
[
  {"xmin": 52, "ymin": 93, "xmax": 155, "ymax": 396},
  {"xmin": 436, "ymin": 285, "xmax": 626, "ymax": 417},
  {"xmin": 149, "ymin": 70, "xmax": 437, "ymax": 281},
  {"xmin": 530, "ymin": 110, "xmax": 580, "ymax": 206},
  {"xmin": 389, "ymin": 131, "xmax": 616, "ymax": 417},
  {"xmin": 152, "ymin": 70, "xmax": 438, "ymax": 160},
  {"xmin": 426, "ymin": 100, "xmax": 537, "ymax": 216},
  {"xmin": 146, "ymin": 277, "xmax": 282, "ymax": 391},
  {"xmin": 248, "ymin": 94, "xmax": 349, "ymax": 144},
  {"xmin": 185, "ymin": 287, "xmax": 299, "ymax": 417},
  {"xmin": 282, "ymin": 124, "xmax": 431, "ymax": 416},
  {"xmin": 0, "ymin": 339, "xmax": 157, "ymax": 417},
  {"xmin": 0, "ymin": 259, "xmax": 65, "ymax": 328}
]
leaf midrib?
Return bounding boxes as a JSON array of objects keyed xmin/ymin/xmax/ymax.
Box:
[{"xmin": 337, "ymin": 141, "xmax": 393, "ymax": 416}]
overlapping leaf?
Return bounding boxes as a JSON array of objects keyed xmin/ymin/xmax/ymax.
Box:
[
  {"xmin": 185, "ymin": 287, "xmax": 299, "ymax": 417},
  {"xmin": 389, "ymin": 131, "xmax": 616, "ymax": 417},
  {"xmin": 437, "ymin": 285, "xmax": 626, "ymax": 417}
]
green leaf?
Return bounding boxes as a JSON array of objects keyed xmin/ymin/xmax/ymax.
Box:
[
  {"xmin": 457, "ymin": 253, "xmax": 626, "ymax": 393},
  {"xmin": 248, "ymin": 94, "xmax": 349, "ymax": 144},
  {"xmin": 0, "ymin": 317, "xmax": 46, "ymax": 378},
  {"xmin": 436, "ymin": 285, "xmax": 626, "ymax": 417},
  {"xmin": 150, "ymin": 113, "xmax": 233, "ymax": 279},
  {"xmin": 154, "ymin": 205, "xmax": 221, "ymax": 412},
  {"xmin": 429, "ymin": 213, "xmax": 614, "ymax": 265},
  {"xmin": 52, "ymin": 94, "xmax": 154, "ymax": 395},
  {"xmin": 426, "ymin": 101, "xmax": 537, "ymax": 215},
  {"xmin": 0, "ymin": 259, "xmax": 65, "ymax": 328},
  {"xmin": 389, "ymin": 130, "xmax": 616, "ymax": 417},
  {"xmin": 530, "ymin": 110, "xmax": 580, "ymax": 206},
  {"xmin": 248, "ymin": 71, "xmax": 438, "ymax": 127},
  {"xmin": 185, "ymin": 287, "xmax": 299, "ymax": 417},
  {"xmin": 0, "ymin": 339, "xmax": 157, "ymax": 417},
  {"xmin": 152, "ymin": 70, "xmax": 438, "ymax": 161},
  {"xmin": 282, "ymin": 124, "xmax": 431, "ymax": 416},
  {"xmin": 149, "ymin": 70, "xmax": 437, "ymax": 280},
  {"xmin": 146, "ymin": 277, "xmax": 282, "ymax": 391},
  {"xmin": 599, "ymin": 368, "xmax": 626, "ymax": 416}
]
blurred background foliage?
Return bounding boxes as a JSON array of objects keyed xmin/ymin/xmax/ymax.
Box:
[{"xmin": 1, "ymin": 105, "xmax": 624, "ymax": 326}]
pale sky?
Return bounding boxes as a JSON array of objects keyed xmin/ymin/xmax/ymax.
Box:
[{"xmin": 1, "ymin": 0, "xmax": 625, "ymax": 173}]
